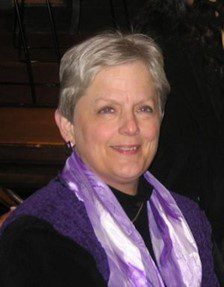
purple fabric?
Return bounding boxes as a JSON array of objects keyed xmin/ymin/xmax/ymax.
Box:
[
  {"xmin": 149, "ymin": 200, "xmax": 173, "ymax": 266},
  {"xmin": 1, "ymin": 176, "xmax": 219, "ymax": 286},
  {"xmin": 62, "ymin": 151, "xmax": 166, "ymax": 286},
  {"xmin": 61, "ymin": 151, "xmax": 203, "ymax": 286},
  {"xmin": 1, "ymin": 177, "xmax": 110, "ymax": 282}
]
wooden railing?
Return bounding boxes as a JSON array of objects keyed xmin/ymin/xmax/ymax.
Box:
[{"xmin": 0, "ymin": 107, "xmax": 69, "ymax": 197}]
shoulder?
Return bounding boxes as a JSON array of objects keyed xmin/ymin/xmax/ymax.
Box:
[
  {"xmin": 1, "ymin": 177, "xmax": 110, "ymax": 282},
  {"xmin": 2, "ymin": 176, "xmax": 87, "ymax": 231},
  {"xmin": 171, "ymin": 192, "xmax": 205, "ymax": 220},
  {"xmin": 2, "ymin": 176, "xmax": 101, "ymax": 251},
  {"xmin": 171, "ymin": 191, "xmax": 212, "ymax": 243}
]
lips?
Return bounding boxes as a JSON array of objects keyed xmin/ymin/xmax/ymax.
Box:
[{"xmin": 111, "ymin": 145, "xmax": 140, "ymax": 154}]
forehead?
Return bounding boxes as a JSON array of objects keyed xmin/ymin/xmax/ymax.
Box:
[
  {"xmin": 77, "ymin": 61, "xmax": 158, "ymax": 107},
  {"xmin": 97, "ymin": 60, "xmax": 150, "ymax": 76},
  {"xmin": 90, "ymin": 61, "xmax": 154, "ymax": 90}
]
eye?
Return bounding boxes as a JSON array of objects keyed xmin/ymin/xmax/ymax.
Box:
[
  {"xmin": 138, "ymin": 105, "xmax": 153, "ymax": 113},
  {"xmin": 98, "ymin": 106, "xmax": 115, "ymax": 114}
]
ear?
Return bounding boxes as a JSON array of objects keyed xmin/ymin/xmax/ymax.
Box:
[{"xmin": 55, "ymin": 109, "xmax": 75, "ymax": 145}]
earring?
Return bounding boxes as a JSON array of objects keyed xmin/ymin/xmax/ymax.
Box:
[{"xmin": 66, "ymin": 141, "xmax": 74, "ymax": 150}]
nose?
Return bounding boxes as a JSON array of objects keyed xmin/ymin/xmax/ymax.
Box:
[{"xmin": 118, "ymin": 112, "xmax": 140, "ymax": 136}]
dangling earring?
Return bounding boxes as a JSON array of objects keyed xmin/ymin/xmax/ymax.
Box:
[{"xmin": 66, "ymin": 141, "xmax": 74, "ymax": 150}]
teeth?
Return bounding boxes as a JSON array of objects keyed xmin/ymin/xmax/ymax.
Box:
[{"xmin": 115, "ymin": 146, "xmax": 138, "ymax": 151}]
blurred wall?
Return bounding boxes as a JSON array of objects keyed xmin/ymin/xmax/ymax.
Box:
[{"xmin": 0, "ymin": 0, "xmax": 11, "ymax": 9}]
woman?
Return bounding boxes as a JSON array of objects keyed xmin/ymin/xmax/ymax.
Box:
[{"xmin": 0, "ymin": 32, "xmax": 219, "ymax": 286}]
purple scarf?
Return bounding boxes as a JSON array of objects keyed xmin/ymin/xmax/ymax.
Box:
[{"xmin": 61, "ymin": 151, "xmax": 202, "ymax": 286}]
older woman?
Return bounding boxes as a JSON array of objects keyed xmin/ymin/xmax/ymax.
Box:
[{"xmin": 0, "ymin": 33, "xmax": 219, "ymax": 286}]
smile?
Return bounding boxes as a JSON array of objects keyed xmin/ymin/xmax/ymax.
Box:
[{"xmin": 111, "ymin": 145, "xmax": 140, "ymax": 154}]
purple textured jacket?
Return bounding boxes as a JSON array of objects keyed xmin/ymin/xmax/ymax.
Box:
[{"xmin": 1, "ymin": 175, "xmax": 219, "ymax": 286}]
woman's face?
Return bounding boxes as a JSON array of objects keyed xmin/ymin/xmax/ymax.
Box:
[{"xmin": 70, "ymin": 61, "xmax": 162, "ymax": 194}]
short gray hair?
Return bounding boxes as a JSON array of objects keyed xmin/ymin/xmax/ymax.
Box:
[{"xmin": 58, "ymin": 32, "xmax": 170, "ymax": 121}]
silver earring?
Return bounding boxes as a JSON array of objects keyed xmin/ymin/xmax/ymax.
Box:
[{"xmin": 66, "ymin": 141, "xmax": 74, "ymax": 150}]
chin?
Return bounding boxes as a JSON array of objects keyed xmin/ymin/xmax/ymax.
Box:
[{"xmin": 114, "ymin": 167, "xmax": 145, "ymax": 181}]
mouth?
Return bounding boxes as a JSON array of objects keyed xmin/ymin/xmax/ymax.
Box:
[{"xmin": 111, "ymin": 145, "xmax": 140, "ymax": 155}]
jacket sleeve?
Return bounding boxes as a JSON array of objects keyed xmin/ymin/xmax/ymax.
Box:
[
  {"xmin": 174, "ymin": 194, "xmax": 221, "ymax": 286},
  {"xmin": 0, "ymin": 216, "xmax": 106, "ymax": 287}
]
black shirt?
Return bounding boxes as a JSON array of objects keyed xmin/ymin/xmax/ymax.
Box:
[{"xmin": 110, "ymin": 176, "xmax": 156, "ymax": 262}]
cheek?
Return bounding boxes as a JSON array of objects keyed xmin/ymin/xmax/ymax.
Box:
[
  {"xmin": 143, "ymin": 121, "xmax": 161, "ymax": 142},
  {"xmin": 95, "ymin": 124, "xmax": 113, "ymax": 137},
  {"xmin": 76, "ymin": 122, "xmax": 114, "ymax": 147}
]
